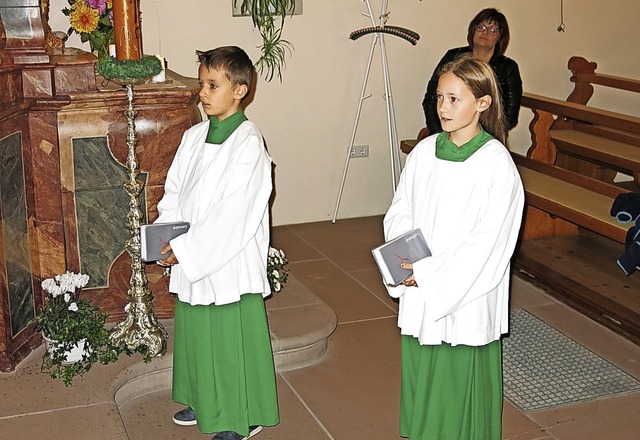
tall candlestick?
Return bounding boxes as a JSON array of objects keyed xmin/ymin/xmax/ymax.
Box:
[{"xmin": 112, "ymin": 0, "xmax": 143, "ymax": 60}]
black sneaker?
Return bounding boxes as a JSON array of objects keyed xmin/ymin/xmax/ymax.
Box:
[
  {"xmin": 212, "ymin": 432, "xmax": 243, "ymax": 440},
  {"xmin": 247, "ymin": 426, "xmax": 263, "ymax": 439},
  {"xmin": 212, "ymin": 426, "xmax": 262, "ymax": 440},
  {"xmin": 172, "ymin": 406, "xmax": 197, "ymax": 426}
]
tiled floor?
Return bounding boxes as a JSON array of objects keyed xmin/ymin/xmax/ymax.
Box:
[{"xmin": 2, "ymin": 216, "xmax": 639, "ymax": 439}]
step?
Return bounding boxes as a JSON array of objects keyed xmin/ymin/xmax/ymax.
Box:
[
  {"xmin": 266, "ymin": 273, "xmax": 338, "ymax": 371},
  {"xmin": 114, "ymin": 273, "xmax": 338, "ymax": 406}
]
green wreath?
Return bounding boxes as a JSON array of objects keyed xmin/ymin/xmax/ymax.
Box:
[{"xmin": 96, "ymin": 55, "xmax": 162, "ymax": 80}]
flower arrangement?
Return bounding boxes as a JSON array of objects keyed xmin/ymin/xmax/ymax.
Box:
[
  {"xmin": 267, "ymin": 247, "xmax": 289, "ymax": 293},
  {"xmin": 62, "ymin": 0, "xmax": 115, "ymax": 58},
  {"xmin": 34, "ymin": 271, "xmax": 122, "ymax": 386}
]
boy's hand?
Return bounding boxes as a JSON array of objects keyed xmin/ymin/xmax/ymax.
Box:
[
  {"xmin": 158, "ymin": 244, "xmax": 179, "ymax": 266},
  {"xmin": 400, "ymin": 262, "xmax": 418, "ymax": 287}
]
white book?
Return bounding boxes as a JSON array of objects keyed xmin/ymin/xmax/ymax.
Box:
[
  {"xmin": 371, "ymin": 228, "xmax": 431, "ymax": 286},
  {"xmin": 140, "ymin": 221, "xmax": 191, "ymax": 262}
]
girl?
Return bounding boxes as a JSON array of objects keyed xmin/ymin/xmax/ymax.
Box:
[{"xmin": 383, "ymin": 55, "xmax": 524, "ymax": 439}]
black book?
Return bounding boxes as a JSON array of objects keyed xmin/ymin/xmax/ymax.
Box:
[
  {"xmin": 140, "ymin": 221, "xmax": 191, "ymax": 262},
  {"xmin": 371, "ymin": 228, "xmax": 431, "ymax": 286}
]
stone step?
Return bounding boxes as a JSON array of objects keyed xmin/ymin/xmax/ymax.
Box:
[
  {"xmin": 266, "ymin": 273, "xmax": 338, "ymax": 371},
  {"xmin": 114, "ymin": 273, "xmax": 337, "ymax": 415}
]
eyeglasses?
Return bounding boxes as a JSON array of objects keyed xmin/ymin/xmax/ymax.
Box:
[{"xmin": 475, "ymin": 24, "xmax": 500, "ymax": 35}]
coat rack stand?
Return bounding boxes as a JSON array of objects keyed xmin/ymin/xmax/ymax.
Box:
[{"xmin": 332, "ymin": 0, "xmax": 419, "ymax": 223}]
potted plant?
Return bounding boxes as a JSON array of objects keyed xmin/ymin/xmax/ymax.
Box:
[
  {"xmin": 267, "ymin": 246, "xmax": 289, "ymax": 292},
  {"xmin": 34, "ymin": 271, "xmax": 122, "ymax": 386},
  {"xmin": 235, "ymin": 0, "xmax": 298, "ymax": 81}
]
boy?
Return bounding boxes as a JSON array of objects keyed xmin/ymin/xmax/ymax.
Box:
[{"xmin": 155, "ymin": 46, "xmax": 279, "ymax": 440}]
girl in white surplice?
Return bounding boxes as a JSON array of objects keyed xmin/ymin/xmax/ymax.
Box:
[{"xmin": 383, "ymin": 54, "xmax": 524, "ymax": 440}]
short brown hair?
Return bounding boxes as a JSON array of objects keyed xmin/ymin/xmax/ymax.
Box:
[
  {"xmin": 466, "ymin": 8, "xmax": 511, "ymax": 58},
  {"xmin": 196, "ymin": 46, "xmax": 254, "ymax": 99}
]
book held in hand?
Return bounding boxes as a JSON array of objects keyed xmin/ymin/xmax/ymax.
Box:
[
  {"xmin": 371, "ymin": 228, "xmax": 431, "ymax": 286},
  {"xmin": 140, "ymin": 221, "xmax": 191, "ymax": 262}
]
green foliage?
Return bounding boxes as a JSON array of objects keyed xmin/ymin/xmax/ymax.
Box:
[
  {"xmin": 235, "ymin": 0, "xmax": 297, "ymax": 81},
  {"xmin": 96, "ymin": 55, "xmax": 162, "ymax": 81},
  {"xmin": 34, "ymin": 272, "xmax": 129, "ymax": 386},
  {"xmin": 36, "ymin": 300, "xmax": 127, "ymax": 386}
]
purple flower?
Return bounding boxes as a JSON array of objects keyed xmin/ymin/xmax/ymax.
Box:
[{"xmin": 85, "ymin": 0, "xmax": 107, "ymax": 15}]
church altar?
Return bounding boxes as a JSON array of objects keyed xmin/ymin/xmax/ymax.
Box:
[{"xmin": 0, "ymin": 0, "xmax": 201, "ymax": 371}]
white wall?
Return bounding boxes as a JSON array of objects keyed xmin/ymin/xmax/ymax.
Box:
[{"xmin": 48, "ymin": 0, "xmax": 640, "ymax": 226}]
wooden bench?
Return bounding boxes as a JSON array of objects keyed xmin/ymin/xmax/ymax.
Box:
[
  {"xmin": 513, "ymin": 154, "xmax": 628, "ymax": 243},
  {"xmin": 515, "ymin": 57, "xmax": 640, "ymax": 344},
  {"xmin": 524, "ymin": 56, "xmax": 640, "ymax": 186},
  {"xmin": 518, "ymin": 57, "xmax": 640, "ymax": 242}
]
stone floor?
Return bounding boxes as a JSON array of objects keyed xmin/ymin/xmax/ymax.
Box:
[{"xmin": 1, "ymin": 216, "xmax": 639, "ymax": 439}]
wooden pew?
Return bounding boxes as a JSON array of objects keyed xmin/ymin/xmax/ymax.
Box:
[
  {"xmin": 513, "ymin": 154, "xmax": 628, "ymax": 243},
  {"xmin": 525, "ymin": 56, "xmax": 640, "ymax": 185},
  {"xmin": 515, "ymin": 57, "xmax": 640, "ymax": 344}
]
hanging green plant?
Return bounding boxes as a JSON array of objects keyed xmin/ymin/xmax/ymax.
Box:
[{"xmin": 235, "ymin": 0, "xmax": 297, "ymax": 82}]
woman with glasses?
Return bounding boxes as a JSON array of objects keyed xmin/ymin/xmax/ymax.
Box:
[{"xmin": 421, "ymin": 8, "xmax": 522, "ymax": 137}]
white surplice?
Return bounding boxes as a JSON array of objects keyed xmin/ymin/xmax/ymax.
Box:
[
  {"xmin": 156, "ymin": 120, "xmax": 272, "ymax": 306},
  {"xmin": 384, "ymin": 134, "xmax": 524, "ymax": 346}
]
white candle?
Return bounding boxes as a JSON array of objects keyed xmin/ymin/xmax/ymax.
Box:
[
  {"xmin": 109, "ymin": 44, "xmax": 116, "ymax": 57},
  {"xmin": 152, "ymin": 55, "xmax": 166, "ymax": 83}
]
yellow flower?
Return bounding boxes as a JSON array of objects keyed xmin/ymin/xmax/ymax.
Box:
[{"xmin": 69, "ymin": 2, "xmax": 100, "ymax": 34}]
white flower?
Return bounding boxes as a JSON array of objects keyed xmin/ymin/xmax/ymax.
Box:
[
  {"xmin": 41, "ymin": 272, "xmax": 90, "ymax": 297},
  {"xmin": 68, "ymin": 302, "xmax": 78, "ymax": 312},
  {"xmin": 76, "ymin": 273, "xmax": 90, "ymax": 288},
  {"xmin": 64, "ymin": 293, "xmax": 71, "ymax": 302},
  {"xmin": 49, "ymin": 285, "xmax": 63, "ymax": 298},
  {"xmin": 266, "ymin": 247, "xmax": 288, "ymax": 293},
  {"xmin": 41, "ymin": 278, "xmax": 56, "ymax": 293}
]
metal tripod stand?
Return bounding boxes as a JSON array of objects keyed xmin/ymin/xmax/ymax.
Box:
[{"xmin": 332, "ymin": 0, "xmax": 419, "ymax": 223}]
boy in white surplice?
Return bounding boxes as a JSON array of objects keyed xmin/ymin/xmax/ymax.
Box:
[{"xmin": 155, "ymin": 46, "xmax": 279, "ymax": 440}]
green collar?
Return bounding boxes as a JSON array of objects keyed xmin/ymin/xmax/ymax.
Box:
[
  {"xmin": 206, "ymin": 110, "xmax": 248, "ymax": 144},
  {"xmin": 435, "ymin": 129, "xmax": 493, "ymax": 162}
]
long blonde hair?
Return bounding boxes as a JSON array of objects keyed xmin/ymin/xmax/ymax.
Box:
[{"xmin": 439, "ymin": 54, "xmax": 507, "ymax": 144}]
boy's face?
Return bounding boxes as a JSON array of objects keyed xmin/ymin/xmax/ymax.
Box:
[{"xmin": 198, "ymin": 64, "xmax": 247, "ymax": 120}]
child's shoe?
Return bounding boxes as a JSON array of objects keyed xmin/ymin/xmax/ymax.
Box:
[
  {"xmin": 247, "ymin": 426, "xmax": 262, "ymax": 438},
  {"xmin": 172, "ymin": 406, "xmax": 197, "ymax": 426},
  {"xmin": 211, "ymin": 426, "xmax": 262, "ymax": 440}
]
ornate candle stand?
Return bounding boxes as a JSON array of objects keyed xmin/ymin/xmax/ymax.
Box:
[{"xmin": 108, "ymin": 80, "xmax": 168, "ymax": 357}]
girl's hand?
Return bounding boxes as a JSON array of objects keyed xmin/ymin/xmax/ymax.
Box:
[
  {"xmin": 401, "ymin": 262, "xmax": 418, "ymax": 287},
  {"xmin": 158, "ymin": 244, "xmax": 178, "ymax": 266}
]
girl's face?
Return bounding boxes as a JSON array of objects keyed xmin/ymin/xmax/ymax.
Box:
[
  {"xmin": 436, "ymin": 72, "xmax": 490, "ymax": 146},
  {"xmin": 198, "ymin": 65, "xmax": 246, "ymax": 120}
]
